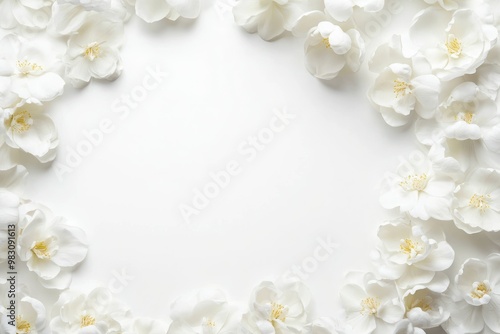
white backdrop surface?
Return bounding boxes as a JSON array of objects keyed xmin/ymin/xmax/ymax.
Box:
[{"xmin": 20, "ymin": 1, "xmax": 487, "ymax": 329}]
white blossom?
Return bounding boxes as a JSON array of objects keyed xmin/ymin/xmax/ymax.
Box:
[
  {"xmin": 50, "ymin": 287, "xmax": 130, "ymax": 334},
  {"xmin": 131, "ymin": 0, "xmax": 200, "ymax": 23},
  {"xmin": 339, "ymin": 272, "xmax": 405, "ymax": 334},
  {"xmin": 293, "ymin": 10, "xmax": 365, "ymax": 80},
  {"xmin": 0, "ymin": 0, "xmax": 53, "ymax": 30},
  {"xmin": 233, "ymin": 0, "xmax": 322, "ymax": 41},
  {"xmin": 376, "ymin": 216, "xmax": 454, "ymax": 290},
  {"xmin": 324, "ymin": 0, "xmax": 384, "ymax": 22},
  {"xmin": 368, "ymin": 35, "xmax": 441, "ymax": 127},
  {"xmin": 167, "ymin": 289, "xmax": 236, "ymax": 334},
  {"xmin": 408, "ymin": 7, "xmax": 497, "ymax": 81},
  {"xmin": 393, "ymin": 319, "xmax": 425, "ymax": 334},
  {"xmin": 0, "ymin": 34, "xmax": 65, "ymax": 104},
  {"xmin": 416, "ymin": 82, "xmax": 500, "ymax": 157},
  {"xmin": 125, "ymin": 318, "xmax": 168, "ymax": 334},
  {"xmin": 17, "ymin": 202, "xmax": 88, "ymax": 289},
  {"xmin": 240, "ymin": 281, "xmax": 311, "ymax": 334},
  {"xmin": 444, "ymin": 254, "xmax": 500, "ymax": 333},
  {"xmin": 380, "ymin": 151, "xmax": 455, "ymax": 220},
  {"xmin": 1, "ymin": 101, "xmax": 58, "ymax": 163},
  {"xmin": 64, "ymin": 13, "xmax": 124, "ymax": 88},
  {"xmin": 452, "ymin": 168, "xmax": 500, "ymax": 233},
  {"xmin": 402, "ymin": 286, "xmax": 449, "ymax": 329}
]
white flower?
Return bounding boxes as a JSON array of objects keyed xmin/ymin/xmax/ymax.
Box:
[
  {"xmin": 324, "ymin": 0, "xmax": 384, "ymax": 22},
  {"xmin": 402, "ymin": 286, "xmax": 449, "ymax": 329},
  {"xmin": 302, "ymin": 21, "xmax": 364, "ymax": 80},
  {"xmin": 0, "ymin": 0, "xmax": 53, "ymax": 30},
  {"xmin": 444, "ymin": 254, "xmax": 500, "ymax": 334},
  {"xmin": 339, "ymin": 272, "xmax": 405, "ymax": 334},
  {"xmin": 416, "ymin": 82, "xmax": 500, "ymax": 154},
  {"xmin": 132, "ymin": 0, "xmax": 200, "ymax": 23},
  {"xmin": 376, "ymin": 216, "xmax": 454, "ymax": 290},
  {"xmin": 452, "ymin": 168, "xmax": 500, "ymax": 233},
  {"xmin": 49, "ymin": 1, "xmax": 130, "ymax": 35},
  {"xmin": 393, "ymin": 319, "xmax": 425, "ymax": 334},
  {"xmin": 293, "ymin": 10, "xmax": 365, "ymax": 79},
  {"xmin": 240, "ymin": 281, "xmax": 310, "ymax": 334},
  {"xmin": 1, "ymin": 101, "xmax": 58, "ymax": 163},
  {"xmin": 368, "ymin": 35, "xmax": 441, "ymax": 127},
  {"xmin": 64, "ymin": 13, "xmax": 124, "ymax": 88},
  {"xmin": 0, "ymin": 34, "xmax": 65, "ymax": 104},
  {"xmin": 50, "ymin": 287, "xmax": 130, "ymax": 334},
  {"xmin": 428, "ymin": 136, "xmax": 500, "ymax": 177},
  {"xmin": 17, "ymin": 296, "xmax": 49, "ymax": 334},
  {"xmin": 17, "ymin": 202, "xmax": 88, "ymax": 289},
  {"xmin": 125, "ymin": 318, "xmax": 168, "ymax": 334},
  {"xmin": 0, "ymin": 287, "xmax": 49, "ymax": 334},
  {"xmin": 422, "ymin": 0, "xmax": 461, "ymax": 11},
  {"xmin": 380, "ymin": 151, "xmax": 455, "ymax": 220},
  {"xmin": 408, "ymin": 7, "xmax": 497, "ymax": 81},
  {"xmin": 302, "ymin": 317, "xmax": 341, "ymax": 334},
  {"xmin": 233, "ymin": 0, "xmax": 321, "ymax": 41},
  {"xmin": 167, "ymin": 289, "xmax": 236, "ymax": 334}
]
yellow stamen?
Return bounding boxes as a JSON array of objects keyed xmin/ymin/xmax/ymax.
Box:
[
  {"xmin": 470, "ymin": 282, "xmax": 491, "ymax": 299},
  {"xmin": 400, "ymin": 238, "xmax": 422, "ymax": 258},
  {"xmin": 461, "ymin": 112, "xmax": 474, "ymax": 124},
  {"xmin": 270, "ymin": 302, "xmax": 286, "ymax": 322},
  {"xmin": 9, "ymin": 110, "xmax": 33, "ymax": 134},
  {"xmin": 469, "ymin": 194, "xmax": 490, "ymax": 213},
  {"xmin": 80, "ymin": 315, "xmax": 96, "ymax": 328},
  {"xmin": 393, "ymin": 79, "xmax": 410, "ymax": 98},
  {"xmin": 399, "ymin": 174, "xmax": 428, "ymax": 192},
  {"xmin": 322, "ymin": 38, "xmax": 331, "ymax": 48},
  {"xmin": 360, "ymin": 297, "xmax": 380, "ymax": 315},
  {"xmin": 31, "ymin": 241, "xmax": 50, "ymax": 259},
  {"xmin": 16, "ymin": 316, "xmax": 31, "ymax": 333},
  {"xmin": 446, "ymin": 36, "xmax": 462, "ymax": 58},
  {"xmin": 84, "ymin": 42, "xmax": 101, "ymax": 61},
  {"xmin": 16, "ymin": 59, "xmax": 43, "ymax": 75}
]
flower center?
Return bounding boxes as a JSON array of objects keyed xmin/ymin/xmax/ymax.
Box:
[
  {"xmin": 16, "ymin": 59, "xmax": 43, "ymax": 75},
  {"xmin": 322, "ymin": 37, "xmax": 331, "ymax": 48},
  {"xmin": 456, "ymin": 111, "xmax": 474, "ymax": 124},
  {"xmin": 446, "ymin": 35, "xmax": 462, "ymax": 58},
  {"xmin": 9, "ymin": 110, "xmax": 33, "ymax": 134},
  {"xmin": 270, "ymin": 302, "xmax": 286, "ymax": 322},
  {"xmin": 400, "ymin": 238, "xmax": 423, "ymax": 259},
  {"xmin": 84, "ymin": 42, "xmax": 101, "ymax": 61},
  {"xmin": 202, "ymin": 318, "xmax": 217, "ymax": 334},
  {"xmin": 399, "ymin": 174, "xmax": 428, "ymax": 191},
  {"xmin": 408, "ymin": 297, "xmax": 432, "ymax": 312},
  {"xmin": 470, "ymin": 281, "xmax": 491, "ymax": 299},
  {"xmin": 16, "ymin": 316, "xmax": 32, "ymax": 333},
  {"xmin": 393, "ymin": 79, "xmax": 411, "ymax": 98},
  {"xmin": 469, "ymin": 193, "xmax": 490, "ymax": 213},
  {"xmin": 31, "ymin": 241, "xmax": 51, "ymax": 259},
  {"xmin": 80, "ymin": 315, "xmax": 96, "ymax": 328},
  {"xmin": 360, "ymin": 297, "xmax": 380, "ymax": 316}
]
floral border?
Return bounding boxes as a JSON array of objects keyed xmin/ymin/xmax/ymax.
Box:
[{"xmin": 1, "ymin": 0, "xmax": 500, "ymax": 333}]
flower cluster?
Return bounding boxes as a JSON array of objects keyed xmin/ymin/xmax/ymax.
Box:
[
  {"xmin": 1, "ymin": 0, "xmax": 500, "ymax": 333},
  {"xmin": 0, "ymin": 0, "xmax": 200, "ymax": 164},
  {"xmin": 233, "ymin": 0, "xmax": 500, "ymax": 333}
]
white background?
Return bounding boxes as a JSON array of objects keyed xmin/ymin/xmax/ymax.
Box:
[{"xmin": 21, "ymin": 1, "xmax": 494, "ymax": 331}]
